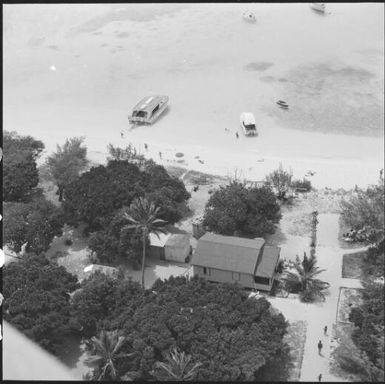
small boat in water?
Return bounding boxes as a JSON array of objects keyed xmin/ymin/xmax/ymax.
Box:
[
  {"xmin": 243, "ymin": 12, "xmax": 256, "ymax": 23},
  {"xmin": 276, "ymin": 100, "xmax": 289, "ymax": 109},
  {"xmin": 310, "ymin": 3, "xmax": 326, "ymax": 13}
]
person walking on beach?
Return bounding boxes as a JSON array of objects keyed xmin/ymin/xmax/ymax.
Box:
[
  {"xmin": 159, "ymin": 151, "xmax": 162, "ymax": 159},
  {"xmin": 318, "ymin": 340, "xmax": 323, "ymax": 355},
  {"xmin": 236, "ymin": 132, "xmax": 239, "ymax": 139},
  {"xmin": 144, "ymin": 143, "xmax": 148, "ymax": 151},
  {"xmin": 318, "ymin": 373, "xmax": 322, "ymax": 382},
  {"xmin": 120, "ymin": 131, "xmax": 124, "ymax": 138},
  {"xmin": 324, "ymin": 326, "xmax": 328, "ymax": 335}
]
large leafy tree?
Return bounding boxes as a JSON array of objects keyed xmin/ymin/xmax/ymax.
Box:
[
  {"xmin": 281, "ymin": 252, "xmax": 330, "ymax": 302},
  {"xmin": 153, "ymin": 347, "xmax": 202, "ymax": 381},
  {"xmin": 122, "ymin": 197, "xmax": 167, "ymax": 288},
  {"xmin": 46, "ymin": 137, "xmax": 88, "ymax": 201},
  {"xmin": 62, "ymin": 160, "xmax": 189, "ymax": 232},
  {"xmin": 341, "ymin": 170, "xmax": 384, "ymax": 243},
  {"xmin": 3, "ymin": 253, "xmax": 79, "ymax": 355},
  {"xmin": 203, "ymin": 181, "xmax": 281, "ymax": 238},
  {"xmin": 72, "ymin": 275, "xmax": 288, "ymax": 381},
  {"xmin": 3, "ymin": 197, "xmax": 64, "ymax": 254},
  {"xmin": 85, "ymin": 330, "xmax": 135, "ymax": 381},
  {"xmin": 3, "ymin": 131, "xmax": 44, "ymax": 201}
]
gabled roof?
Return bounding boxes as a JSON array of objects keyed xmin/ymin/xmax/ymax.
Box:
[
  {"xmin": 192, "ymin": 233, "xmax": 265, "ymax": 274},
  {"xmin": 165, "ymin": 234, "xmax": 190, "ymax": 248},
  {"xmin": 149, "ymin": 232, "xmax": 171, "ymax": 247},
  {"xmin": 255, "ymin": 246, "xmax": 281, "ymax": 278}
]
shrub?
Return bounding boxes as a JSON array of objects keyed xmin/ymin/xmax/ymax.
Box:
[
  {"xmin": 292, "ymin": 178, "xmax": 312, "ymax": 192},
  {"xmin": 64, "ymin": 238, "xmax": 73, "ymax": 246}
]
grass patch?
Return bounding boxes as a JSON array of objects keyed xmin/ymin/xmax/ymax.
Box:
[
  {"xmin": 337, "ymin": 287, "xmax": 363, "ymax": 323},
  {"xmin": 342, "ymin": 252, "xmax": 366, "ymax": 279}
]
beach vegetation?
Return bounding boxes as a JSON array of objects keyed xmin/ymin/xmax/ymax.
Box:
[
  {"xmin": 265, "ymin": 164, "xmax": 293, "ymax": 200},
  {"xmin": 281, "ymin": 252, "xmax": 330, "ymax": 302},
  {"xmin": 3, "ymin": 253, "xmax": 79, "ymax": 355},
  {"xmin": 46, "ymin": 137, "xmax": 88, "ymax": 202},
  {"xmin": 73, "ymin": 275, "xmax": 288, "ymax": 381},
  {"xmin": 3, "ymin": 197, "xmax": 64, "ymax": 255},
  {"xmin": 203, "ymin": 181, "xmax": 281, "ymax": 238},
  {"xmin": 3, "ymin": 131, "xmax": 44, "ymax": 202},
  {"xmin": 291, "ymin": 178, "xmax": 312, "ymax": 192},
  {"xmin": 340, "ymin": 169, "xmax": 384, "ymax": 243}
]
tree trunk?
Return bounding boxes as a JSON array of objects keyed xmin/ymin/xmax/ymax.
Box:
[
  {"xmin": 58, "ymin": 185, "xmax": 64, "ymax": 202},
  {"xmin": 141, "ymin": 231, "xmax": 146, "ymax": 289}
]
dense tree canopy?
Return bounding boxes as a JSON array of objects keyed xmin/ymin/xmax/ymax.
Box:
[
  {"xmin": 349, "ymin": 281, "xmax": 384, "ymax": 381},
  {"xmin": 203, "ymin": 181, "xmax": 281, "ymax": 238},
  {"xmin": 3, "ymin": 197, "xmax": 64, "ymax": 254},
  {"xmin": 62, "ymin": 160, "xmax": 190, "ymax": 232},
  {"xmin": 46, "ymin": 137, "xmax": 88, "ymax": 201},
  {"xmin": 3, "ymin": 254, "xmax": 79, "ymax": 355},
  {"xmin": 3, "ymin": 131, "xmax": 45, "ymax": 201},
  {"xmin": 72, "ymin": 275, "xmax": 288, "ymax": 381}
]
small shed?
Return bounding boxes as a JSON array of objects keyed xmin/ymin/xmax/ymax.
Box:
[
  {"xmin": 149, "ymin": 232, "xmax": 172, "ymax": 260},
  {"xmin": 164, "ymin": 234, "xmax": 191, "ymax": 263},
  {"xmin": 192, "ymin": 215, "xmax": 207, "ymax": 239}
]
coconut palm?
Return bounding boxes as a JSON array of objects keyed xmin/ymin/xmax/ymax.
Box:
[
  {"xmin": 85, "ymin": 330, "xmax": 135, "ymax": 381},
  {"xmin": 281, "ymin": 252, "xmax": 330, "ymax": 302},
  {"xmin": 153, "ymin": 347, "xmax": 202, "ymax": 381},
  {"xmin": 122, "ymin": 197, "xmax": 167, "ymax": 288}
]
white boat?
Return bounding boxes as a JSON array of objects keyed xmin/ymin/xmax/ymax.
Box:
[
  {"xmin": 242, "ymin": 12, "xmax": 256, "ymax": 23},
  {"xmin": 128, "ymin": 95, "xmax": 169, "ymax": 124},
  {"xmin": 310, "ymin": 3, "xmax": 326, "ymax": 13},
  {"xmin": 240, "ymin": 112, "xmax": 258, "ymax": 137}
]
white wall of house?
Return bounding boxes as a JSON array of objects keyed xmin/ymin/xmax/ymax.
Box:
[{"xmin": 192, "ymin": 265, "xmax": 271, "ymax": 290}]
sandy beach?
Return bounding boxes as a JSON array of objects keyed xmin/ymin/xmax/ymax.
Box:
[{"xmin": 3, "ymin": 3, "xmax": 384, "ymax": 189}]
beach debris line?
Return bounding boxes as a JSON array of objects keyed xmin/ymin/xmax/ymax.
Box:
[
  {"xmin": 240, "ymin": 112, "xmax": 258, "ymax": 137},
  {"xmin": 128, "ymin": 95, "xmax": 169, "ymax": 124}
]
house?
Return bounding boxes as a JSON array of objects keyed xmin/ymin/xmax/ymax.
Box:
[
  {"xmin": 191, "ymin": 233, "xmax": 281, "ymax": 291},
  {"xmin": 83, "ymin": 264, "xmax": 119, "ymax": 279},
  {"xmin": 149, "ymin": 232, "xmax": 172, "ymax": 260},
  {"xmin": 164, "ymin": 234, "xmax": 191, "ymax": 263},
  {"xmin": 149, "ymin": 232, "xmax": 191, "ymax": 263}
]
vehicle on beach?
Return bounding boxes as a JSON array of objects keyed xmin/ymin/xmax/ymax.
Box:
[
  {"xmin": 128, "ymin": 95, "xmax": 169, "ymax": 124},
  {"xmin": 242, "ymin": 12, "xmax": 256, "ymax": 22},
  {"xmin": 310, "ymin": 3, "xmax": 326, "ymax": 13},
  {"xmin": 240, "ymin": 112, "xmax": 258, "ymax": 137},
  {"xmin": 277, "ymin": 100, "xmax": 289, "ymax": 109}
]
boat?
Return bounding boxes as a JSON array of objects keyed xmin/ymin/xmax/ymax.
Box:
[
  {"xmin": 242, "ymin": 12, "xmax": 256, "ymax": 23},
  {"xmin": 310, "ymin": 3, "xmax": 326, "ymax": 13},
  {"xmin": 276, "ymin": 100, "xmax": 289, "ymax": 109},
  {"xmin": 240, "ymin": 112, "xmax": 258, "ymax": 137},
  {"xmin": 128, "ymin": 95, "xmax": 169, "ymax": 124}
]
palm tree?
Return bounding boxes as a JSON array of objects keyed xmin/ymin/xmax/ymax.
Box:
[
  {"xmin": 85, "ymin": 330, "xmax": 135, "ymax": 381},
  {"xmin": 281, "ymin": 252, "xmax": 330, "ymax": 302},
  {"xmin": 153, "ymin": 347, "xmax": 202, "ymax": 381},
  {"xmin": 123, "ymin": 197, "xmax": 167, "ymax": 288}
]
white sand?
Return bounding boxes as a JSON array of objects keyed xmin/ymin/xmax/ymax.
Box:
[{"xmin": 3, "ymin": 3, "xmax": 384, "ymax": 189}]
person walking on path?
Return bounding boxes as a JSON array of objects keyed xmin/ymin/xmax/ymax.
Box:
[
  {"xmin": 236, "ymin": 132, "xmax": 239, "ymax": 139},
  {"xmin": 318, "ymin": 373, "xmax": 322, "ymax": 382},
  {"xmin": 324, "ymin": 326, "xmax": 328, "ymax": 335},
  {"xmin": 318, "ymin": 340, "xmax": 323, "ymax": 355}
]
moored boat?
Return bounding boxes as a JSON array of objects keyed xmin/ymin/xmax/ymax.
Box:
[
  {"xmin": 242, "ymin": 12, "xmax": 256, "ymax": 23},
  {"xmin": 128, "ymin": 95, "xmax": 169, "ymax": 124},
  {"xmin": 276, "ymin": 100, "xmax": 289, "ymax": 109}
]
